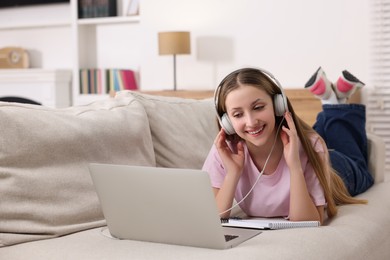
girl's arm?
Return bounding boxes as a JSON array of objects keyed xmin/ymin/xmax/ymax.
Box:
[
  {"xmin": 213, "ymin": 129, "xmax": 245, "ymax": 218},
  {"xmin": 288, "ymin": 164, "xmax": 324, "ymax": 223},
  {"xmin": 280, "ymin": 112, "xmax": 323, "ymax": 223},
  {"xmin": 212, "ymin": 173, "xmax": 240, "ymax": 218}
]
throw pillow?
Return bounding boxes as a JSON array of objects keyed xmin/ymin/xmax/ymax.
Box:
[
  {"xmin": 117, "ymin": 91, "xmax": 218, "ymax": 169},
  {"xmin": 0, "ymin": 96, "xmax": 155, "ymax": 247}
]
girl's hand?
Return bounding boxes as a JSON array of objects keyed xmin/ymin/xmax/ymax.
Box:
[
  {"xmin": 280, "ymin": 112, "xmax": 301, "ymax": 168},
  {"xmin": 214, "ymin": 129, "xmax": 245, "ymax": 177}
]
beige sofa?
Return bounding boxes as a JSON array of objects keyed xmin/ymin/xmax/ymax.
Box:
[{"xmin": 1, "ymin": 91, "xmax": 389, "ymax": 259}]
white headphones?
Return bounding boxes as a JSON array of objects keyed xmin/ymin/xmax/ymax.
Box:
[{"xmin": 214, "ymin": 68, "xmax": 288, "ymax": 135}]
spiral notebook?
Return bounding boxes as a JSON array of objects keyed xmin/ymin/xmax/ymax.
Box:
[{"xmin": 221, "ymin": 217, "xmax": 320, "ymax": 230}]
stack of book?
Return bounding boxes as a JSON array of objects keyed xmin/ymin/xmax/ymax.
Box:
[
  {"xmin": 78, "ymin": 0, "xmax": 117, "ymax": 18},
  {"xmin": 79, "ymin": 68, "xmax": 138, "ymax": 94}
]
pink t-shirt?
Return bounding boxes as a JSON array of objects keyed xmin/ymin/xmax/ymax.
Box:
[{"xmin": 202, "ymin": 135, "xmax": 326, "ymax": 218}]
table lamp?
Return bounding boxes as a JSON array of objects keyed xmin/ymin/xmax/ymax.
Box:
[{"xmin": 158, "ymin": 31, "xmax": 191, "ymax": 91}]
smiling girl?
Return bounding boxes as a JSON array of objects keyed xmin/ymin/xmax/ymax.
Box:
[{"xmin": 202, "ymin": 67, "xmax": 373, "ymax": 223}]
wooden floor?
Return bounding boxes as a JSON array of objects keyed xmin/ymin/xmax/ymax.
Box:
[{"xmin": 141, "ymin": 89, "xmax": 361, "ymax": 127}]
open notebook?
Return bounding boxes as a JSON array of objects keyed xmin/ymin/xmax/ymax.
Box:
[{"xmin": 221, "ymin": 217, "xmax": 320, "ymax": 230}]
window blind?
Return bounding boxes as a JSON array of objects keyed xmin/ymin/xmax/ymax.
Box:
[{"xmin": 370, "ymin": 0, "xmax": 390, "ymax": 172}]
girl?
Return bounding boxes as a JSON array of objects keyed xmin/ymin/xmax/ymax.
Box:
[{"xmin": 202, "ymin": 67, "xmax": 373, "ymax": 224}]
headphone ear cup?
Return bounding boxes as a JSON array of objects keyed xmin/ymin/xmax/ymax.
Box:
[
  {"xmin": 221, "ymin": 113, "xmax": 236, "ymax": 135},
  {"xmin": 274, "ymin": 94, "xmax": 287, "ymax": 117}
]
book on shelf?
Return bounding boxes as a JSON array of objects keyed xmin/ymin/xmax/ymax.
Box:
[
  {"xmin": 221, "ymin": 217, "xmax": 320, "ymax": 230},
  {"xmin": 78, "ymin": 0, "xmax": 117, "ymax": 19},
  {"xmin": 125, "ymin": 0, "xmax": 140, "ymax": 16},
  {"xmin": 79, "ymin": 68, "xmax": 138, "ymax": 95}
]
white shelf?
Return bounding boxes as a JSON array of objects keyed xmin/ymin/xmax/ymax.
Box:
[
  {"xmin": 0, "ymin": 15, "xmax": 139, "ymax": 29},
  {"xmin": 77, "ymin": 15, "xmax": 140, "ymax": 26},
  {"xmin": 0, "ymin": 2, "xmax": 71, "ymax": 30},
  {"xmin": 0, "ymin": 21, "xmax": 71, "ymax": 30},
  {"xmin": 0, "ymin": 68, "xmax": 71, "ymax": 82}
]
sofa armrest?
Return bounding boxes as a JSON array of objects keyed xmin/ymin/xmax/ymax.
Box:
[{"xmin": 367, "ymin": 132, "xmax": 385, "ymax": 183}]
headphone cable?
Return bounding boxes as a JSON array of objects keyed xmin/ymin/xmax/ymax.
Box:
[{"xmin": 219, "ymin": 116, "xmax": 285, "ymax": 216}]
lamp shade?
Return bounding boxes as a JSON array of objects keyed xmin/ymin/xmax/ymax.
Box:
[{"xmin": 158, "ymin": 32, "xmax": 191, "ymax": 55}]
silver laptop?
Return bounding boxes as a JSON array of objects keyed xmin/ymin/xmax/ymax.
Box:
[{"xmin": 89, "ymin": 163, "xmax": 261, "ymax": 249}]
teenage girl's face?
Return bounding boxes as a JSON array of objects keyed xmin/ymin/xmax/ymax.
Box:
[{"xmin": 225, "ymin": 85, "xmax": 276, "ymax": 148}]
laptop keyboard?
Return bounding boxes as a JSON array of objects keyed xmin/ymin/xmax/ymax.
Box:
[{"xmin": 224, "ymin": 234, "xmax": 239, "ymax": 242}]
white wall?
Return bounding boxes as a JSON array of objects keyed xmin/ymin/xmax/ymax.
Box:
[
  {"xmin": 0, "ymin": 0, "xmax": 371, "ymax": 91},
  {"xmin": 140, "ymin": 0, "xmax": 371, "ymax": 90}
]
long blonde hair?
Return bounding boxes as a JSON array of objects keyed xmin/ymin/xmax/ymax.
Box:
[{"xmin": 215, "ymin": 68, "xmax": 366, "ymax": 219}]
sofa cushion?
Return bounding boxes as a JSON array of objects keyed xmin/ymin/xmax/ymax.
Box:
[
  {"xmin": 0, "ymin": 96, "xmax": 155, "ymax": 247},
  {"xmin": 2, "ymin": 182, "xmax": 390, "ymax": 259},
  {"xmin": 367, "ymin": 133, "xmax": 385, "ymax": 183},
  {"xmin": 116, "ymin": 91, "xmax": 218, "ymax": 169}
]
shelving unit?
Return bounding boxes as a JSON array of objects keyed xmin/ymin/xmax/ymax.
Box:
[
  {"xmin": 0, "ymin": 3, "xmax": 72, "ymax": 105},
  {"xmin": 0, "ymin": 1, "xmax": 140, "ymax": 106},
  {"xmin": 70, "ymin": 0, "xmax": 141, "ymax": 106}
]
